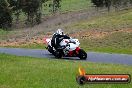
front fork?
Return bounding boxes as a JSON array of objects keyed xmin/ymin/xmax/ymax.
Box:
[
  {"xmin": 67, "ymin": 47, "xmax": 80, "ymax": 57},
  {"xmin": 75, "ymin": 47, "xmax": 80, "ymax": 54}
]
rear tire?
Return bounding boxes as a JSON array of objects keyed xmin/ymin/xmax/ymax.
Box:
[
  {"xmin": 78, "ymin": 49, "xmax": 87, "ymax": 60},
  {"xmin": 54, "ymin": 51, "xmax": 63, "ymax": 58},
  {"xmin": 47, "ymin": 45, "xmax": 54, "ymax": 54}
]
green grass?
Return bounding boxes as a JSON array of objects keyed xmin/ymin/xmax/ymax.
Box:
[
  {"xmin": 0, "ymin": 0, "xmax": 92, "ymax": 39},
  {"xmin": 11, "ymin": 32, "xmax": 132, "ymax": 54},
  {"xmin": 64, "ymin": 9, "xmax": 132, "ymax": 54},
  {"xmin": 60, "ymin": 0, "xmax": 91, "ymax": 12},
  {"xmin": 0, "ymin": 29, "xmax": 16, "ymax": 41},
  {"xmin": 7, "ymin": 43, "xmax": 46, "ymax": 49},
  {"xmin": 0, "ymin": 29, "xmax": 9, "ymax": 35},
  {"xmin": 12, "ymin": 0, "xmax": 92, "ymax": 23},
  {"xmin": 19, "ymin": 43, "xmax": 46, "ymax": 49},
  {"xmin": 80, "ymin": 32, "xmax": 132, "ymax": 54},
  {"xmin": 1, "ymin": 8, "xmax": 132, "ymax": 55},
  {"xmin": 0, "ymin": 54, "xmax": 132, "ymax": 88},
  {"xmin": 0, "ymin": 29, "xmax": 10, "ymax": 41},
  {"xmin": 67, "ymin": 9, "xmax": 132, "ymax": 31},
  {"xmin": 42, "ymin": 0, "xmax": 91, "ymax": 15}
]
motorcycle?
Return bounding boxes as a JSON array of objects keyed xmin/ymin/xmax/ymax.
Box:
[{"xmin": 44, "ymin": 38, "xmax": 87, "ymax": 60}]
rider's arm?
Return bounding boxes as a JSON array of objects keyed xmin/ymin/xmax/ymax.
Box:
[{"xmin": 61, "ymin": 35, "xmax": 70, "ymax": 39}]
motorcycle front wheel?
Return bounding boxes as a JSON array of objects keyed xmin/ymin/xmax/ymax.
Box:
[{"xmin": 78, "ymin": 49, "xmax": 87, "ymax": 60}]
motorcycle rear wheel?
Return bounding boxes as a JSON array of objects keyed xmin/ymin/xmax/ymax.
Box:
[
  {"xmin": 54, "ymin": 51, "xmax": 63, "ymax": 58},
  {"xmin": 47, "ymin": 45, "xmax": 54, "ymax": 54}
]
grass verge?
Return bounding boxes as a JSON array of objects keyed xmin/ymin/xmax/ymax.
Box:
[
  {"xmin": 42, "ymin": 0, "xmax": 91, "ymax": 15},
  {"xmin": 0, "ymin": 53, "xmax": 132, "ymax": 88},
  {"xmin": 7, "ymin": 32, "xmax": 132, "ymax": 54},
  {"xmin": 0, "ymin": 29, "xmax": 9, "ymax": 35},
  {"xmin": 1, "ymin": 9, "xmax": 132, "ymax": 55},
  {"xmin": 5, "ymin": 43, "xmax": 46, "ymax": 49},
  {"xmin": 80, "ymin": 32, "xmax": 132, "ymax": 54},
  {"xmin": 66, "ymin": 9, "xmax": 132, "ymax": 31}
]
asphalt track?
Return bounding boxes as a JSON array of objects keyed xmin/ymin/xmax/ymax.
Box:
[{"xmin": 0, "ymin": 47, "xmax": 132, "ymax": 65}]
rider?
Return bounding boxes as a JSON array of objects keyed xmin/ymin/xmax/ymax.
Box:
[{"xmin": 51, "ymin": 29, "xmax": 70, "ymax": 50}]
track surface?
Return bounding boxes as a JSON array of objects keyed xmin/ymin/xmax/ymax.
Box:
[{"xmin": 0, "ymin": 47, "xmax": 132, "ymax": 65}]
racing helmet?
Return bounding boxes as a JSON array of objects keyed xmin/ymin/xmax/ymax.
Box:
[{"xmin": 56, "ymin": 29, "xmax": 64, "ymax": 35}]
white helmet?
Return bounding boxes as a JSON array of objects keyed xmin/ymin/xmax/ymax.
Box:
[{"xmin": 56, "ymin": 29, "xmax": 64, "ymax": 35}]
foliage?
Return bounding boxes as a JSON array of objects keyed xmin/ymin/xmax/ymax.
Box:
[
  {"xmin": 0, "ymin": 0, "xmax": 62, "ymax": 29},
  {"xmin": 0, "ymin": 0, "xmax": 13, "ymax": 29},
  {"xmin": 21, "ymin": 0, "xmax": 42, "ymax": 24},
  {"xmin": 52, "ymin": 0, "xmax": 61, "ymax": 13},
  {"xmin": 91, "ymin": 0, "xmax": 132, "ymax": 11}
]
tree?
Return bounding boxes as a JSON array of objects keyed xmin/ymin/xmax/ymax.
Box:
[
  {"xmin": 91, "ymin": 0, "xmax": 104, "ymax": 7},
  {"xmin": 20, "ymin": 0, "xmax": 42, "ymax": 25},
  {"xmin": 0, "ymin": 0, "xmax": 13, "ymax": 29},
  {"xmin": 9, "ymin": 0, "xmax": 22, "ymax": 23},
  {"xmin": 104, "ymin": 0, "xmax": 111, "ymax": 11},
  {"xmin": 91, "ymin": 0, "xmax": 132, "ymax": 11},
  {"xmin": 52, "ymin": 0, "xmax": 61, "ymax": 13}
]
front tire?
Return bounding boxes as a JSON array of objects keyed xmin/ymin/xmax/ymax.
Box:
[{"xmin": 78, "ymin": 49, "xmax": 87, "ymax": 60}]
